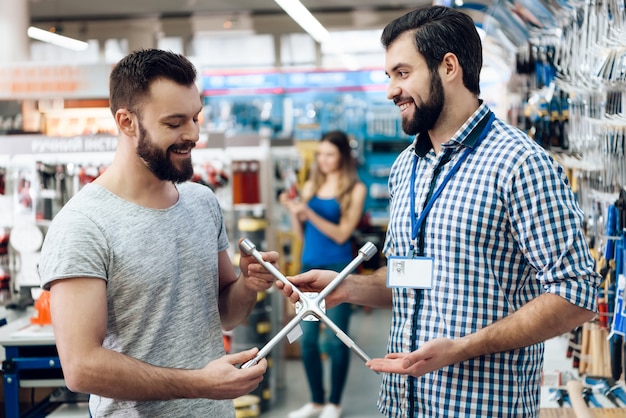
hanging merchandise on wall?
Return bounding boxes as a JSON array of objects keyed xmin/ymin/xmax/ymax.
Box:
[
  {"xmin": 0, "ymin": 135, "xmax": 115, "ymax": 307},
  {"xmin": 610, "ymin": 192, "xmax": 626, "ymax": 338},
  {"xmin": 504, "ymin": 0, "xmax": 626, "ymax": 390},
  {"xmin": 523, "ymin": 83, "xmax": 571, "ymax": 151},
  {"xmin": 194, "ymin": 161, "xmax": 229, "ymax": 192},
  {"xmin": 519, "ymin": 0, "xmax": 626, "ymax": 194},
  {"xmin": 201, "ymin": 70, "xmax": 287, "ymax": 140}
]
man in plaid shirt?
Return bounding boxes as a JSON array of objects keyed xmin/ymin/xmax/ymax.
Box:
[{"xmin": 281, "ymin": 5, "xmax": 600, "ymax": 417}]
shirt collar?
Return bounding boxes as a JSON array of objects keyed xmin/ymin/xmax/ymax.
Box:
[{"xmin": 412, "ymin": 100, "xmax": 490, "ymax": 157}]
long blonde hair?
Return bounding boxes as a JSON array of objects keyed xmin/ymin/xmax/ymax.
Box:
[{"xmin": 306, "ymin": 130, "xmax": 359, "ymax": 213}]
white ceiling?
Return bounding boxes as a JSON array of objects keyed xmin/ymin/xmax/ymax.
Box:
[{"xmin": 28, "ymin": 0, "xmax": 428, "ymax": 22}]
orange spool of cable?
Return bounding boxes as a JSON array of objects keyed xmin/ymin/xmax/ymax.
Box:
[{"xmin": 31, "ymin": 290, "xmax": 52, "ymax": 325}]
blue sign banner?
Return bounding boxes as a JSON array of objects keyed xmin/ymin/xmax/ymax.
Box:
[
  {"xmin": 202, "ymin": 71, "xmax": 283, "ymax": 94},
  {"xmin": 284, "ymin": 69, "xmax": 387, "ymax": 90},
  {"xmin": 201, "ymin": 69, "xmax": 387, "ymax": 94}
]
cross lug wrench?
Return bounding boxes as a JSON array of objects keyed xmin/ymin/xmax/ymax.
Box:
[{"xmin": 238, "ymin": 238, "xmax": 378, "ymax": 370}]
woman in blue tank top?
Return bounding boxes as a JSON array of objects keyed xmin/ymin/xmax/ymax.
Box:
[{"xmin": 280, "ymin": 130, "xmax": 367, "ymax": 418}]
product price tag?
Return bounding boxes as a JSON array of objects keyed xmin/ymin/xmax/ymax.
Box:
[{"xmin": 287, "ymin": 324, "xmax": 303, "ymax": 343}]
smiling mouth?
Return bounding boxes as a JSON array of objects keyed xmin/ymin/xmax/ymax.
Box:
[
  {"xmin": 170, "ymin": 143, "xmax": 195, "ymax": 156},
  {"xmin": 397, "ymin": 101, "xmax": 414, "ymax": 116},
  {"xmin": 394, "ymin": 97, "xmax": 413, "ymax": 112}
]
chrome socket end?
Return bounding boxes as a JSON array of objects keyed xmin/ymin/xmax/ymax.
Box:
[
  {"xmin": 239, "ymin": 238, "xmax": 257, "ymax": 255},
  {"xmin": 359, "ymin": 242, "xmax": 378, "ymax": 261}
]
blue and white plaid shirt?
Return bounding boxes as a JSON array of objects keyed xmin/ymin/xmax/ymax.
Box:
[{"xmin": 379, "ymin": 103, "xmax": 600, "ymax": 417}]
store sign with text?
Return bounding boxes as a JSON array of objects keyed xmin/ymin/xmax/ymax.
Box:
[
  {"xmin": 0, "ymin": 135, "xmax": 117, "ymax": 156},
  {"xmin": 0, "ymin": 63, "xmax": 111, "ymax": 100}
]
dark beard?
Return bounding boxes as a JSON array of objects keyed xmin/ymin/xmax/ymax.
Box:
[
  {"xmin": 136, "ymin": 120, "xmax": 194, "ymax": 183},
  {"xmin": 401, "ymin": 70, "xmax": 445, "ymax": 136}
]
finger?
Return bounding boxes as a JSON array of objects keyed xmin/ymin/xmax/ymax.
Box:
[
  {"xmin": 246, "ymin": 270, "xmax": 274, "ymax": 282},
  {"xmin": 252, "ymin": 357, "xmax": 268, "ymax": 372},
  {"xmin": 402, "ymin": 352, "xmax": 426, "ymax": 369},
  {"xmin": 247, "ymin": 263, "xmax": 275, "ymax": 278},
  {"xmin": 366, "ymin": 358, "xmax": 406, "ymax": 374},
  {"xmin": 226, "ymin": 347, "xmax": 259, "ymax": 365},
  {"xmin": 365, "ymin": 357, "xmax": 383, "ymax": 367},
  {"xmin": 287, "ymin": 273, "xmax": 305, "ymax": 285},
  {"xmin": 366, "ymin": 357, "xmax": 403, "ymax": 367},
  {"xmin": 261, "ymin": 251, "xmax": 279, "ymax": 263},
  {"xmin": 276, "ymin": 281, "xmax": 295, "ymax": 297},
  {"xmin": 400, "ymin": 350, "xmax": 431, "ymax": 368},
  {"xmin": 384, "ymin": 352, "xmax": 409, "ymax": 360},
  {"xmin": 252, "ymin": 250, "xmax": 277, "ymax": 264},
  {"xmin": 241, "ymin": 358, "xmax": 268, "ymax": 377},
  {"xmin": 402, "ymin": 357, "xmax": 414, "ymax": 369},
  {"xmin": 281, "ymin": 282, "xmax": 302, "ymax": 303}
]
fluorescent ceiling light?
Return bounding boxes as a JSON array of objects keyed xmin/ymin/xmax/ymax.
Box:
[
  {"xmin": 274, "ymin": 0, "xmax": 330, "ymax": 43},
  {"xmin": 28, "ymin": 26, "xmax": 89, "ymax": 51}
]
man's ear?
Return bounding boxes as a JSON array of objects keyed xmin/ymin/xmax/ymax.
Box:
[
  {"xmin": 115, "ymin": 109, "xmax": 136, "ymax": 136},
  {"xmin": 441, "ymin": 52, "xmax": 460, "ymax": 80}
]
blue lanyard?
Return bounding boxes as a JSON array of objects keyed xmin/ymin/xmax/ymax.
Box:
[{"xmin": 409, "ymin": 111, "xmax": 495, "ymax": 252}]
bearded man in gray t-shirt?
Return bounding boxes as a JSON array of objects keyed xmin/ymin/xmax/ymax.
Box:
[{"xmin": 39, "ymin": 49, "xmax": 278, "ymax": 417}]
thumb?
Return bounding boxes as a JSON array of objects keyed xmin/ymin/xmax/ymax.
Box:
[{"xmin": 225, "ymin": 347, "xmax": 259, "ymax": 364}]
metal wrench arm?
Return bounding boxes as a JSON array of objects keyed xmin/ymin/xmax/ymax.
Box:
[
  {"xmin": 318, "ymin": 313, "xmax": 372, "ymax": 364},
  {"xmin": 241, "ymin": 309, "xmax": 307, "ymax": 369},
  {"xmin": 318, "ymin": 242, "xmax": 377, "ymax": 301},
  {"xmin": 317, "ymin": 254, "xmax": 364, "ymax": 301}
]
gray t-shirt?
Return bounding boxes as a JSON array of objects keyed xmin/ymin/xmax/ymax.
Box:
[{"xmin": 39, "ymin": 182, "xmax": 234, "ymax": 417}]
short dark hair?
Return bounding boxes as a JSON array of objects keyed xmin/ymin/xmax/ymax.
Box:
[
  {"xmin": 109, "ymin": 49, "xmax": 197, "ymax": 116},
  {"xmin": 381, "ymin": 6, "xmax": 482, "ymax": 96}
]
